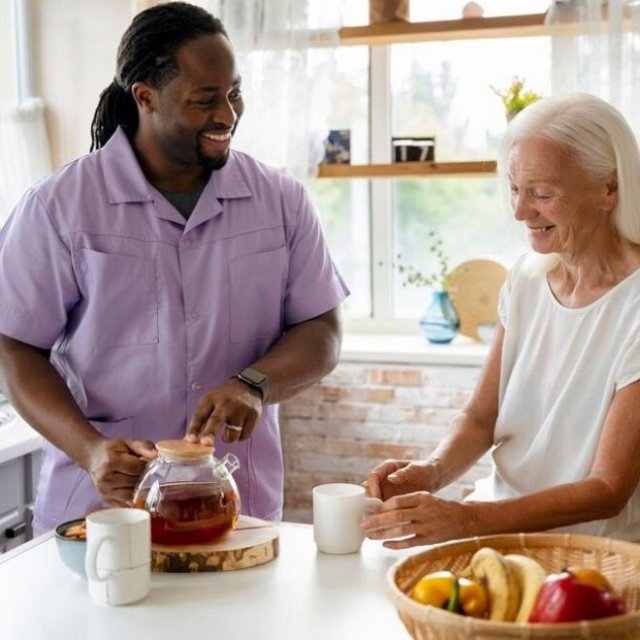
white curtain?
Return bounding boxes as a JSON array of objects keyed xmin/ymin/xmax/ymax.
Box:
[
  {"xmin": 205, "ymin": 0, "xmax": 341, "ymax": 181},
  {"xmin": 0, "ymin": 98, "xmax": 52, "ymax": 227},
  {"xmin": 131, "ymin": 0, "xmax": 159, "ymax": 15},
  {"xmin": 546, "ymin": 0, "xmax": 640, "ymax": 136}
]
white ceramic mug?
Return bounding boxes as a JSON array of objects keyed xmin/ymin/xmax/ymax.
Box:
[
  {"xmin": 313, "ymin": 483, "xmax": 382, "ymax": 554},
  {"xmin": 85, "ymin": 508, "xmax": 151, "ymax": 606}
]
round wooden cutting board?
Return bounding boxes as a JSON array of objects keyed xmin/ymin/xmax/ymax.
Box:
[
  {"xmin": 151, "ymin": 515, "xmax": 279, "ymax": 573},
  {"xmin": 444, "ymin": 259, "xmax": 508, "ymax": 340}
]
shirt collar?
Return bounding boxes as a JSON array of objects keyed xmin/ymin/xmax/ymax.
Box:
[
  {"xmin": 99, "ymin": 127, "xmax": 253, "ymax": 205},
  {"xmin": 100, "ymin": 128, "xmax": 154, "ymax": 205},
  {"xmin": 211, "ymin": 150, "xmax": 253, "ymax": 200}
]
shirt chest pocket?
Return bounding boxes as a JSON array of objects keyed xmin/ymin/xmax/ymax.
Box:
[
  {"xmin": 76, "ymin": 249, "xmax": 159, "ymax": 349},
  {"xmin": 229, "ymin": 247, "xmax": 287, "ymax": 343}
]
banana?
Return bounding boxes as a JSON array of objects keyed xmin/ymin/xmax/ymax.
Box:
[
  {"xmin": 469, "ymin": 547, "xmax": 521, "ymax": 622},
  {"xmin": 503, "ymin": 554, "xmax": 547, "ymax": 623}
]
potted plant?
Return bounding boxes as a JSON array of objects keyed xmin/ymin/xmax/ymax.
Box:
[
  {"xmin": 395, "ymin": 232, "xmax": 459, "ymax": 344},
  {"xmin": 491, "ymin": 76, "xmax": 542, "ymax": 121}
]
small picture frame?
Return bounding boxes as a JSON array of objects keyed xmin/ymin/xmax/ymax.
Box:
[
  {"xmin": 392, "ymin": 137, "xmax": 435, "ymax": 163},
  {"xmin": 322, "ymin": 129, "xmax": 351, "ymax": 164}
]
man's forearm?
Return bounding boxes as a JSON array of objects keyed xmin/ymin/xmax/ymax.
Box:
[
  {"xmin": 0, "ymin": 335, "xmax": 103, "ymax": 468},
  {"xmin": 249, "ymin": 307, "xmax": 342, "ymax": 404}
]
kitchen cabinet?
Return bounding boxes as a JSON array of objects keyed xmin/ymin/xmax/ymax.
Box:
[
  {"xmin": 0, "ymin": 449, "xmax": 42, "ymax": 554},
  {"xmin": 0, "ymin": 412, "xmax": 43, "ymax": 554}
]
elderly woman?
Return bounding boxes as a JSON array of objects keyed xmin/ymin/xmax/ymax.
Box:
[{"xmin": 363, "ymin": 93, "xmax": 640, "ymax": 548}]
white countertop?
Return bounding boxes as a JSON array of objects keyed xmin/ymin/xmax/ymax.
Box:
[
  {"xmin": 0, "ymin": 412, "xmax": 43, "ymax": 465},
  {"xmin": 0, "ymin": 523, "xmax": 411, "ymax": 640},
  {"xmin": 341, "ymin": 333, "xmax": 489, "ymax": 366}
]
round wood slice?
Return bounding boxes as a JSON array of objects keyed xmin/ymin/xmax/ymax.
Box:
[
  {"xmin": 444, "ymin": 259, "xmax": 508, "ymax": 340},
  {"xmin": 151, "ymin": 515, "xmax": 279, "ymax": 573}
]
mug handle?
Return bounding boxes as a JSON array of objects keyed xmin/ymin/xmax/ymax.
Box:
[{"xmin": 85, "ymin": 535, "xmax": 113, "ymax": 582}]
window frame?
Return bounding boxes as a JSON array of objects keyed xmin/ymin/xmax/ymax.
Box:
[
  {"xmin": 11, "ymin": 0, "xmax": 32, "ymax": 102},
  {"xmin": 344, "ymin": 43, "xmax": 419, "ymax": 335}
]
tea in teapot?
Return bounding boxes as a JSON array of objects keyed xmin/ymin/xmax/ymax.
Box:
[{"xmin": 133, "ymin": 440, "xmax": 241, "ymax": 546}]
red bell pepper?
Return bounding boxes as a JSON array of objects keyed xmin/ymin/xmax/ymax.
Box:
[{"xmin": 529, "ymin": 571, "xmax": 626, "ymax": 623}]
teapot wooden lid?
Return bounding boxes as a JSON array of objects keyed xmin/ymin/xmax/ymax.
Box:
[{"xmin": 155, "ymin": 440, "xmax": 214, "ymax": 460}]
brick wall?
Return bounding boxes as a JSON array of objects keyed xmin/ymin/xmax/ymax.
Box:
[{"xmin": 280, "ymin": 360, "xmax": 493, "ymax": 523}]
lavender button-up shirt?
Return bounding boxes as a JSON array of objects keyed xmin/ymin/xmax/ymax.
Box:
[{"xmin": 0, "ymin": 128, "xmax": 348, "ymax": 532}]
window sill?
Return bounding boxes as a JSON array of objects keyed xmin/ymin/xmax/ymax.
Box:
[{"xmin": 340, "ymin": 333, "xmax": 489, "ymax": 366}]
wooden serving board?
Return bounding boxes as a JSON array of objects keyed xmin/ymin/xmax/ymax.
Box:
[
  {"xmin": 151, "ymin": 515, "xmax": 279, "ymax": 573},
  {"xmin": 444, "ymin": 258, "xmax": 508, "ymax": 341}
]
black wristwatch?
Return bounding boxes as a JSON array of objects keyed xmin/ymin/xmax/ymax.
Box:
[{"xmin": 233, "ymin": 367, "xmax": 268, "ymax": 402}]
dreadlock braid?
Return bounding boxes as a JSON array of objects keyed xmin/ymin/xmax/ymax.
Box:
[{"xmin": 90, "ymin": 2, "xmax": 228, "ymax": 151}]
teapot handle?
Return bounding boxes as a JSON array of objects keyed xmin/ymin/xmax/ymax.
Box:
[{"xmin": 216, "ymin": 453, "xmax": 240, "ymax": 476}]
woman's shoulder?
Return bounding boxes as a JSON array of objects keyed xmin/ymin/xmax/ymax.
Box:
[{"xmin": 508, "ymin": 252, "xmax": 559, "ymax": 285}]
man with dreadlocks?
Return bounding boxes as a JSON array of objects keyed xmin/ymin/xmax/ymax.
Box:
[{"xmin": 0, "ymin": 2, "xmax": 347, "ymax": 533}]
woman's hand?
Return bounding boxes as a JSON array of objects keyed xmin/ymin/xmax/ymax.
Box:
[
  {"xmin": 362, "ymin": 491, "xmax": 476, "ymax": 549},
  {"xmin": 365, "ymin": 459, "xmax": 437, "ymax": 500}
]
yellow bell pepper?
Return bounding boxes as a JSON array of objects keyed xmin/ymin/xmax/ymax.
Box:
[{"xmin": 411, "ymin": 570, "xmax": 489, "ymax": 618}]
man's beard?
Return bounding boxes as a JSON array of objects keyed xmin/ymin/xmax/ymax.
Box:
[
  {"xmin": 196, "ymin": 121, "xmax": 238, "ymax": 171},
  {"xmin": 197, "ymin": 147, "xmax": 230, "ymax": 171}
]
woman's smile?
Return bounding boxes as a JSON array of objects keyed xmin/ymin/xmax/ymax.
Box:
[{"xmin": 527, "ymin": 224, "xmax": 556, "ymax": 235}]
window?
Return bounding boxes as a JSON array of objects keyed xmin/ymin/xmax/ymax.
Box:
[
  {"xmin": 409, "ymin": 0, "xmax": 549, "ymax": 20},
  {"xmin": 309, "ymin": 0, "xmax": 551, "ymax": 332},
  {"xmin": 306, "ymin": 45, "xmax": 371, "ymax": 318},
  {"xmin": 390, "ymin": 36, "xmax": 549, "ymax": 319}
]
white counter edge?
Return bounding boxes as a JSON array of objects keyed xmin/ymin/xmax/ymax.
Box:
[
  {"xmin": 0, "ymin": 414, "xmax": 44, "ymax": 466},
  {"xmin": 340, "ymin": 333, "xmax": 490, "ymax": 366}
]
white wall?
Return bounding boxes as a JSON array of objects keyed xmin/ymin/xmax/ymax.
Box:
[{"xmin": 30, "ymin": 0, "xmax": 131, "ymax": 167}]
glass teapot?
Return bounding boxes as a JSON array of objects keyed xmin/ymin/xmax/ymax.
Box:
[{"xmin": 132, "ymin": 440, "xmax": 241, "ymax": 546}]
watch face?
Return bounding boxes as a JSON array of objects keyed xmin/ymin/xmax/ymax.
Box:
[{"xmin": 242, "ymin": 368, "xmax": 267, "ymax": 385}]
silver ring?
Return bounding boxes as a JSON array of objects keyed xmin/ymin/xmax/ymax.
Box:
[{"xmin": 226, "ymin": 424, "xmax": 243, "ymax": 433}]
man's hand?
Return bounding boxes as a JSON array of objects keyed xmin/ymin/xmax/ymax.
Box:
[
  {"xmin": 186, "ymin": 378, "xmax": 262, "ymax": 445},
  {"xmin": 365, "ymin": 459, "xmax": 435, "ymax": 501},
  {"xmin": 86, "ymin": 439, "xmax": 157, "ymax": 507}
]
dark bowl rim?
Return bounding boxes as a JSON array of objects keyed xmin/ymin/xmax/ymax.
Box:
[{"xmin": 54, "ymin": 517, "xmax": 86, "ymax": 541}]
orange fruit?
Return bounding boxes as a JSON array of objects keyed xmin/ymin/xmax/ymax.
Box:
[{"xmin": 566, "ymin": 566, "xmax": 614, "ymax": 592}]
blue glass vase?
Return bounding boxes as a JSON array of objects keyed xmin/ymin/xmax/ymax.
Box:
[{"xmin": 419, "ymin": 289, "xmax": 459, "ymax": 344}]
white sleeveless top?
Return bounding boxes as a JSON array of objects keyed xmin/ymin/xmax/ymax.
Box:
[{"xmin": 467, "ymin": 253, "xmax": 640, "ymax": 540}]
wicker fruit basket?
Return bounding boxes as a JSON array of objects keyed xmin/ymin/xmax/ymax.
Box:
[{"xmin": 386, "ymin": 533, "xmax": 640, "ymax": 640}]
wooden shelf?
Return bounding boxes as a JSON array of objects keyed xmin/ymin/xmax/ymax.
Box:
[
  {"xmin": 317, "ymin": 161, "xmax": 497, "ymax": 179},
  {"xmin": 336, "ymin": 13, "xmax": 547, "ymax": 47},
  {"xmin": 311, "ymin": 14, "xmax": 540, "ymax": 180}
]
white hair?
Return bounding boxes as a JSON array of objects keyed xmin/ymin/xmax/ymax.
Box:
[{"xmin": 498, "ymin": 92, "xmax": 640, "ymax": 244}]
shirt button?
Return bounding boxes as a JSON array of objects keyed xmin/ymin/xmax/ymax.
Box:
[
  {"xmin": 181, "ymin": 239, "xmax": 192, "ymax": 248},
  {"xmin": 191, "ymin": 382, "xmax": 203, "ymax": 391},
  {"xmin": 188, "ymin": 313, "xmax": 199, "ymax": 321}
]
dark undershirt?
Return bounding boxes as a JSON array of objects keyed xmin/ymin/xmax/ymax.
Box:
[{"xmin": 157, "ymin": 185, "xmax": 205, "ymax": 219}]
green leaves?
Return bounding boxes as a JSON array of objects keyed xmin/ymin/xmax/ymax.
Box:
[
  {"xmin": 394, "ymin": 231, "xmax": 450, "ymax": 290},
  {"xmin": 491, "ymin": 76, "xmax": 541, "ymax": 117}
]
